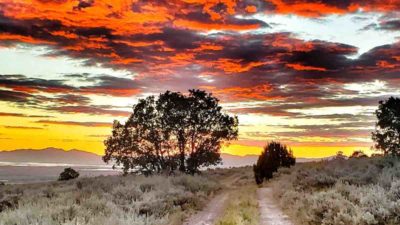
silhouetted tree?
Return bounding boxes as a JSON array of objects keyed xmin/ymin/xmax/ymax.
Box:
[
  {"xmin": 103, "ymin": 90, "xmax": 239, "ymax": 175},
  {"xmin": 372, "ymin": 97, "xmax": 400, "ymax": 156},
  {"xmin": 58, "ymin": 168, "xmax": 79, "ymax": 181},
  {"xmin": 253, "ymin": 142, "xmax": 295, "ymax": 184},
  {"xmin": 350, "ymin": 150, "xmax": 368, "ymax": 158},
  {"xmin": 335, "ymin": 151, "xmax": 346, "ymax": 160}
]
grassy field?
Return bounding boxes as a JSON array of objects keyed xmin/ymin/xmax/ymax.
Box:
[
  {"xmin": 0, "ymin": 171, "xmax": 228, "ymax": 225},
  {"xmin": 2, "ymin": 157, "xmax": 399, "ymax": 225},
  {"xmin": 0, "ymin": 167, "xmax": 254, "ymax": 225},
  {"xmin": 271, "ymin": 156, "xmax": 400, "ymax": 225}
]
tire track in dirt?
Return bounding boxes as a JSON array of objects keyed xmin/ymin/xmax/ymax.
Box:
[
  {"xmin": 182, "ymin": 173, "xmax": 242, "ymax": 225},
  {"xmin": 257, "ymin": 187, "xmax": 294, "ymax": 225},
  {"xmin": 182, "ymin": 192, "xmax": 229, "ymax": 225}
]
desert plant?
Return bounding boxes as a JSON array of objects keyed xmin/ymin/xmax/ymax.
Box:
[
  {"xmin": 0, "ymin": 169, "xmax": 226, "ymax": 225},
  {"xmin": 271, "ymin": 156, "xmax": 400, "ymax": 225},
  {"xmin": 58, "ymin": 168, "xmax": 80, "ymax": 181},
  {"xmin": 350, "ymin": 150, "xmax": 368, "ymax": 158},
  {"xmin": 253, "ymin": 142, "xmax": 295, "ymax": 184}
]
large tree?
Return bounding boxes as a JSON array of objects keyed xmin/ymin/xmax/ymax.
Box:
[
  {"xmin": 103, "ymin": 90, "xmax": 239, "ymax": 175},
  {"xmin": 372, "ymin": 97, "xmax": 400, "ymax": 156}
]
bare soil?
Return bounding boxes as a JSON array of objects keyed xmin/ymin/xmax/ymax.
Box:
[{"xmin": 257, "ymin": 187, "xmax": 294, "ymax": 225}]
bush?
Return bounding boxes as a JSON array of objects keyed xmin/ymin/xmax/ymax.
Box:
[
  {"xmin": 58, "ymin": 168, "xmax": 80, "ymax": 181},
  {"xmin": 253, "ymin": 142, "xmax": 295, "ymax": 184}
]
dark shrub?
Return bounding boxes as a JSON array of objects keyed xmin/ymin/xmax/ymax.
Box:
[
  {"xmin": 350, "ymin": 150, "xmax": 368, "ymax": 158},
  {"xmin": 0, "ymin": 196, "xmax": 19, "ymax": 213},
  {"xmin": 253, "ymin": 142, "xmax": 295, "ymax": 184},
  {"xmin": 58, "ymin": 168, "xmax": 79, "ymax": 181}
]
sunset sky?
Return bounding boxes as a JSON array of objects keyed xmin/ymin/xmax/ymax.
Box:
[{"xmin": 0, "ymin": 0, "xmax": 399, "ymax": 157}]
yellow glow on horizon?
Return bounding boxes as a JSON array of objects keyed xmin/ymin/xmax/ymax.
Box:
[
  {"xmin": 222, "ymin": 144, "xmax": 375, "ymax": 158},
  {"xmin": 0, "ymin": 103, "xmax": 376, "ymax": 158}
]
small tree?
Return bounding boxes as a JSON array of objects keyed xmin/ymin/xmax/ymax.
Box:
[
  {"xmin": 253, "ymin": 142, "xmax": 295, "ymax": 185},
  {"xmin": 372, "ymin": 97, "xmax": 400, "ymax": 156},
  {"xmin": 58, "ymin": 168, "xmax": 79, "ymax": 181},
  {"xmin": 350, "ymin": 150, "xmax": 368, "ymax": 158},
  {"xmin": 335, "ymin": 151, "xmax": 346, "ymax": 160}
]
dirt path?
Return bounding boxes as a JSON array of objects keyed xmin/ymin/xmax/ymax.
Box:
[
  {"xmin": 183, "ymin": 172, "xmax": 241, "ymax": 225},
  {"xmin": 257, "ymin": 187, "xmax": 294, "ymax": 225},
  {"xmin": 182, "ymin": 192, "xmax": 228, "ymax": 225}
]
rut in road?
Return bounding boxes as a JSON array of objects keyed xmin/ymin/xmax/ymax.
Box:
[
  {"xmin": 182, "ymin": 192, "xmax": 228, "ymax": 225},
  {"xmin": 182, "ymin": 173, "xmax": 242, "ymax": 225},
  {"xmin": 257, "ymin": 187, "xmax": 294, "ymax": 225}
]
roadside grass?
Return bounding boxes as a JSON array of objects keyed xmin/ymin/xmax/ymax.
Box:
[
  {"xmin": 215, "ymin": 184, "xmax": 259, "ymax": 225},
  {"xmin": 270, "ymin": 156, "xmax": 400, "ymax": 225},
  {"xmin": 215, "ymin": 167, "xmax": 259, "ymax": 225}
]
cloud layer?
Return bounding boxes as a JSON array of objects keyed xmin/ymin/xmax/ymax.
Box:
[{"xmin": 0, "ymin": 0, "xmax": 399, "ymax": 155}]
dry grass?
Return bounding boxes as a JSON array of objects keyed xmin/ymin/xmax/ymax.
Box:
[
  {"xmin": 271, "ymin": 156, "xmax": 400, "ymax": 225},
  {"xmin": 0, "ymin": 172, "xmax": 223, "ymax": 225},
  {"xmin": 215, "ymin": 167, "xmax": 259, "ymax": 225}
]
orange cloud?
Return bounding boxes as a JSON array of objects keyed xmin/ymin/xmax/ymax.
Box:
[
  {"xmin": 213, "ymin": 59, "xmax": 267, "ymax": 73},
  {"xmin": 286, "ymin": 63, "xmax": 328, "ymax": 71},
  {"xmin": 213, "ymin": 83, "xmax": 281, "ymax": 101},
  {"xmin": 245, "ymin": 5, "xmax": 257, "ymax": 13}
]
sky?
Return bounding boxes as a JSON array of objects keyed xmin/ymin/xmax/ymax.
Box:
[{"xmin": 0, "ymin": 0, "xmax": 399, "ymax": 157}]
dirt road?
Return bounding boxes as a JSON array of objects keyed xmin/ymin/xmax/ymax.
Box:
[
  {"xmin": 257, "ymin": 187, "xmax": 294, "ymax": 225},
  {"xmin": 182, "ymin": 192, "xmax": 228, "ymax": 225}
]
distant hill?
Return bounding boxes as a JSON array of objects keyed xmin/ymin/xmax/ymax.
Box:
[
  {"xmin": 0, "ymin": 148, "xmax": 104, "ymax": 165},
  {"xmin": 0, "ymin": 148, "xmax": 327, "ymax": 167},
  {"xmin": 220, "ymin": 153, "xmax": 258, "ymax": 167}
]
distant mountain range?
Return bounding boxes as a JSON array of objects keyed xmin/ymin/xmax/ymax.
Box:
[
  {"xmin": 0, "ymin": 148, "xmax": 325, "ymax": 167},
  {"xmin": 0, "ymin": 148, "xmax": 104, "ymax": 166}
]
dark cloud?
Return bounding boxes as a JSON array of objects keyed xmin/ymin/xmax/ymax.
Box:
[
  {"xmin": 53, "ymin": 94, "xmax": 91, "ymax": 105},
  {"xmin": 0, "ymin": 112, "xmax": 53, "ymax": 118},
  {"xmin": 0, "ymin": 89, "xmax": 32, "ymax": 103},
  {"xmin": 0, "ymin": 74, "xmax": 74, "ymax": 93},
  {"xmin": 4, "ymin": 125, "xmax": 44, "ymax": 130},
  {"xmin": 73, "ymin": 0, "xmax": 95, "ymax": 10}
]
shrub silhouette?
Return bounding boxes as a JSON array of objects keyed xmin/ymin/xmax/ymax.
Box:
[
  {"xmin": 350, "ymin": 150, "xmax": 368, "ymax": 158},
  {"xmin": 253, "ymin": 142, "xmax": 295, "ymax": 184},
  {"xmin": 58, "ymin": 168, "xmax": 79, "ymax": 181},
  {"xmin": 0, "ymin": 196, "xmax": 19, "ymax": 213},
  {"xmin": 335, "ymin": 151, "xmax": 346, "ymax": 160}
]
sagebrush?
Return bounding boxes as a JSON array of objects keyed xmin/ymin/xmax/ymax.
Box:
[
  {"xmin": 0, "ymin": 173, "xmax": 222, "ymax": 225},
  {"xmin": 272, "ymin": 156, "xmax": 400, "ymax": 225}
]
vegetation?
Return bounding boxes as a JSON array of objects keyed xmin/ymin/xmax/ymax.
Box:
[
  {"xmin": 215, "ymin": 184, "xmax": 259, "ymax": 225},
  {"xmin": 0, "ymin": 172, "xmax": 223, "ymax": 225},
  {"xmin": 350, "ymin": 150, "xmax": 368, "ymax": 158},
  {"xmin": 58, "ymin": 168, "xmax": 80, "ymax": 181},
  {"xmin": 373, "ymin": 96, "xmax": 400, "ymax": 156},
  {"xmin": 253, "ymin": 142, "xmax": 295, "ymax": 184},
  {"xmin": 271, "ymin": 155, "xmax": 400, "ymax": 225},
  {"xmin": 103, "ymin": 89, "xmax": 239, "ymax": 175}
]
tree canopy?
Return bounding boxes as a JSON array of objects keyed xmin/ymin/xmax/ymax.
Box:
[
  {"xmin": 372, "ymin": 97, "xmax": 400, "ymax": 156},
  {"xmin": 253, "ymin": 142, "xmax": 295, "ymax": 184},
  {"xmin": 103, "ymin": 89, "xmax": 239, "ymax": 175}
]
